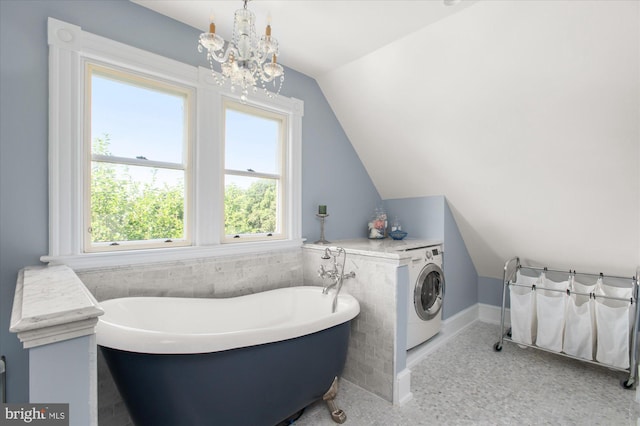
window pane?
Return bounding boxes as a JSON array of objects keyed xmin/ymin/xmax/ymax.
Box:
[
  {"xmin": 225, "ymin": 175, "xmax": 277, "ymax": 236},
  {"xmin": 225, "ymin": 108, "xmax": 280, "ymax": 174},
  {"xmin": 91, "ymin": 162, "xmax": 185, "ymax": 243},
  {"xmin": 91, "ymin": 72, "xmax": 186, "ymax": 163}
]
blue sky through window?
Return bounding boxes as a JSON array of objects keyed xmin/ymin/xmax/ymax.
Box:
[
  {"xmin": 91, "ymin": 72, "xmax": 280, "ymax": 185},
  {"xmin": 91, "ymin": 73, "xmax": 185, "ymax": 163},
  {"xmin": 225, "ymin": 108, "xmax": 280, "ymax": 175}
]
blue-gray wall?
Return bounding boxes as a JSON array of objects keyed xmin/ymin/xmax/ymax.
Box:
[
  {"xmin": 385, "ymin": 196, "xmax": 478, "ymax": 320},
  {"xmin": 443, "ymin": 201, "xmax": 479, "ymax": 317},
  {"xmin": 478, "ymin": 276, "xmax": 505, "ymax": 307},
  {"xmin": 0, "ymin": 0, "xmax": 380, "ymax": 401},
  {"xmin": 385, "ymin": 196, "xmax": 445, "ymax": 241}
]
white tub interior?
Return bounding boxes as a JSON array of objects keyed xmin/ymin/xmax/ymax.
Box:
[{"xmin": 97, "ymin": 286, "xmax": 359, "ymax": 354}]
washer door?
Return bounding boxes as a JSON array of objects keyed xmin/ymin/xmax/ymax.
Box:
[{"xmin": 414, "ymin": 263, "xmax": 445, "ymax": 321}]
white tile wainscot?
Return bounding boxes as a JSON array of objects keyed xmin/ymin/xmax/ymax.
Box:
[
  {"xmin": 10, "ymin": 265, "xmax": 104, "ymax": 426},
  {"xmin": 302, "ymin": 241, "xmax": 413, "ymax": 405}
]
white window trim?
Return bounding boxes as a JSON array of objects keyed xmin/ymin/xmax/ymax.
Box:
[
  {"xmin": 84, "ymin": 63, "xmax": 195, "ymax": 252},
  {"xmin": 44, "ymin": 18, "xmax": 303, "ymax": 270},
  {"xmin": 222, "ymin": 100, "xmax": 288, "ymax": 242}
]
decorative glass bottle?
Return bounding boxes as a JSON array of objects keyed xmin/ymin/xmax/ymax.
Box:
[{"xmin": 368, "ymin": 206, "xmax": 387, "ymax": 239}]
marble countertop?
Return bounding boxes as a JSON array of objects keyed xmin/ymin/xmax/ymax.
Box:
[
  {"xmin": 304, "ymin": 237, "xmax": 443, "ymax": 260},
  {"xmin": 10, "ymin": 264, "xmax": 104, "ymax": 348}
]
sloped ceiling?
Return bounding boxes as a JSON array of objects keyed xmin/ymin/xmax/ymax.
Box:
[
  {"xmin": 317, "ymin": 0, "xmax": 640, "ymax": 279},
  {"xmin": 133, "ymin": 0, "xmax": 639, "ymax": 279},
  {"xmin": 131, "ymin": 0, "xmax": 477, "ymax": 78}
]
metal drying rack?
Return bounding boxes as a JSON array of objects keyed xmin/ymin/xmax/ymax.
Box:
[{"xmin": 494, "ymin": 256, "xmax": 640, "ymax": 389}]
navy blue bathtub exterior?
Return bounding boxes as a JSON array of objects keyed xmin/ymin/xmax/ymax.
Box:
[{"xmin": 100, "ymin": 322, "xmax": 351, "ymax": 426}]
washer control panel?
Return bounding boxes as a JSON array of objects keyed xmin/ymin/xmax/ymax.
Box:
[
  {"xmin": 429, "ymin": 247, "xmax": 443, "ymax": 264},
  {"xmin": 404, "ymin": 245, "xmax": 443, "ymax": 267}
]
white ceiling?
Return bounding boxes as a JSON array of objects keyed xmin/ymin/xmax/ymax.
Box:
[
  {"xmin": 131, "ymin": 0, "xmax": 477, "ymax": 78},
  {"xmin": 132, "ymin": 0, "xmax": 640, "ymax": 279},
  {"xmin": 318, "ymin": 0, "xmax": 640, "ymax": 278}
]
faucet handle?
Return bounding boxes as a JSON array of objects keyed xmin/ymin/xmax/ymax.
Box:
[
  {"xmin": 320, "ymin": 248, "xmax": 331, "ymax": 260},
  {"xmin": 318, "ymin": 265, "xmax": 327, "ymax": 278}
]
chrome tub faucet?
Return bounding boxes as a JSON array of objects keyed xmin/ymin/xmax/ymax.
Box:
[{"xmin": 318, "ymin": 247, "xmax": 356, "ymax": 312}]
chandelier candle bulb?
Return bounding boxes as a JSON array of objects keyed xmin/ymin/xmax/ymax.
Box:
[
  {"xmin": 319, "ymin": 205, "xmax": 327, "ymax": 215},
  {"xmin": 209, "ymin": 14, "xmax": 216, "ymax": 33},
  {"xmin": 266, "ymin": 24, "xmax": 271, "ymax": 37}
]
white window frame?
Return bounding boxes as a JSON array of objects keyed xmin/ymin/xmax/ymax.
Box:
[
  {"xmin": 85, "ymin": 63, "xmax": 194, "ymax": 252},
  {"xmin": 44, "ymin": 18, "xmax": 303, "ymax": 269},
  {"xmin": 222, "ymin": 100, "xmax": 288, "ymax": 242}
]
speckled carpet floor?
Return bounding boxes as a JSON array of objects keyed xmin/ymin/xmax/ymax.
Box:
[{"xmin": 295, "ymin": 321, "xmax": 638, "ymax": 426}]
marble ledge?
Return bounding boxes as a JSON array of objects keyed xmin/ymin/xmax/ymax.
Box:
[
  {"xmin": 304, "ymin": 237, "xmax": 442, "ymax": 265},
  {"xmin": 10, "ymin": 265, "xmax": 104, "ymax": 349}
]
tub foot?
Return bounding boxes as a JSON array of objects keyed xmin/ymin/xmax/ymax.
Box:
[{"xmin": 323, "ymin": 376, "xmax": 347, "ymax": 424}]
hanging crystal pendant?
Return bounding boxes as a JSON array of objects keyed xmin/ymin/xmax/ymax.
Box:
[{"xmin": 197, "ymin": 0, "xmax": 284, "ymax": 102}]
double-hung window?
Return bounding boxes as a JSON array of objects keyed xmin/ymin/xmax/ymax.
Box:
[
  {"xmin": 223, "ymin": 101, "xmax": 286, "ymax": 241},
  {"xmin": 45, "ymin": 18, "xmax": 303, "ymax": 269},
  {"xmin": 86, "ymin": 65, "xmax": 192, "ymax": 251}
]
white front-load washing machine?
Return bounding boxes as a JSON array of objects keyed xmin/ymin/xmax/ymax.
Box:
[{"xmin": 405, "ymin": 244, "xmax": 445, "ymax": 350}]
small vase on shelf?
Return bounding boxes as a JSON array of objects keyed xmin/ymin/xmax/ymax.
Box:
[{"xmin": 367, "ymin": 207, "xmax": 387, "ymax": 239}]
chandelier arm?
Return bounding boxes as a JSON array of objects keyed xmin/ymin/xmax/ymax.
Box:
[
  {"xmin": 247, "ymin": 57, "xmax": 266, "ymax": 75},
  {"xmin": 259, "ymin": 68, "xmax": 276, "ymax": 83},
  {"xmin": 208, "ymin": 44, "xmax": 239, "ymax": 64},
  {"xmin": 254, "ymin": 49, "xmax": 273, "ymax": 67},
  {"xmin": 258, "ymin": 64, "xmax": 285, "ymax": 84}
]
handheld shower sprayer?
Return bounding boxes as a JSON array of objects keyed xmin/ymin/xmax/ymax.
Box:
[{"xmin": 317, "ymin": 246, "xmax": 356, "ymax": 313}]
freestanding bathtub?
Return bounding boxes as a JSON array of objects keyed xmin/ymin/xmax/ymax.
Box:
[{"xmin": 96, "ymin": 286, "xmax": 360, "ymax": 426}]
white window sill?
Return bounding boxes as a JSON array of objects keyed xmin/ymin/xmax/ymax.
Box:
[{"xmin": 41, "ymin": 239, "xmax": 306, "ymax": 271}]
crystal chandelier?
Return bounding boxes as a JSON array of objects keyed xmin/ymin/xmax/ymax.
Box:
[{"xmin": 198, "ymin": 0, "xmax": 284, "ymax": 102}]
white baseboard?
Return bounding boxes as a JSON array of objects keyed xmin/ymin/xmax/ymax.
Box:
[
  {"xmin": 393, "ymin": 369, "xmax": 413, "ymax": 406},
  {"xmin": 478, "ymin": 302, "xmax": 510, "ymax": 326}
]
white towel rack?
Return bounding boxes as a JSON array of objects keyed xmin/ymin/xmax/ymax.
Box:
[{"xmin": 494, "ymin": 256, "xmax": 640, "ymax": 389}]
